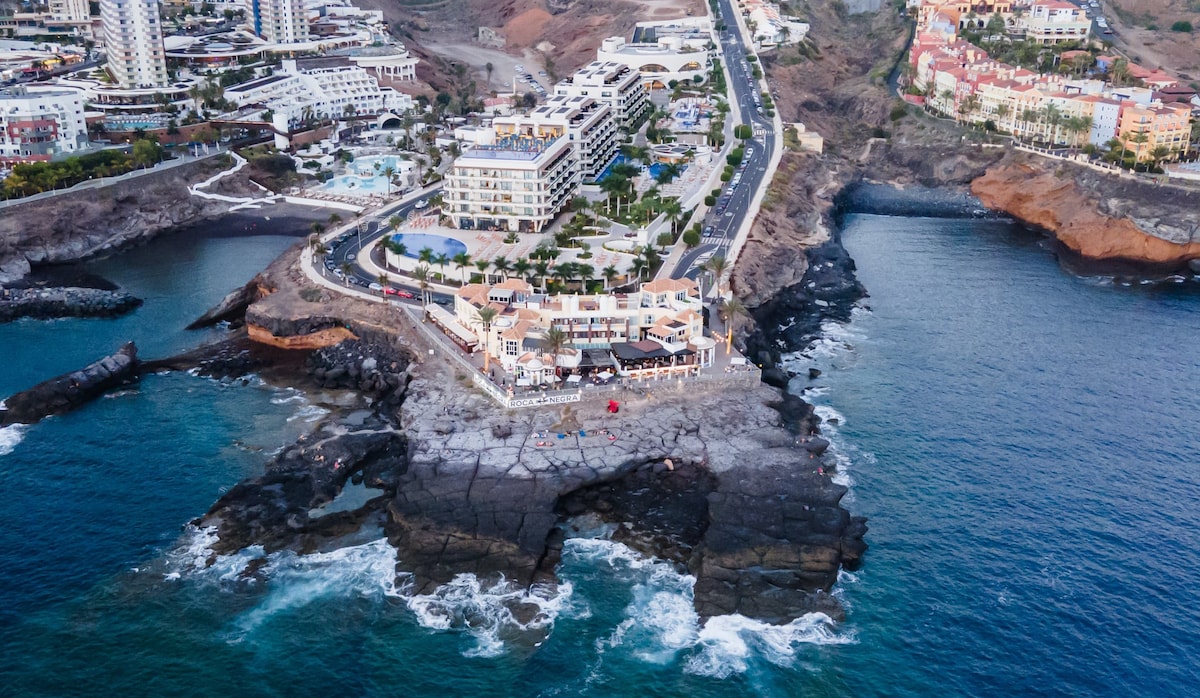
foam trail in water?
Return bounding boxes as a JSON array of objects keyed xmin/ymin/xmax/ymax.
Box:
[
  {"xmin": 0, "ymin": 423, "xmax": 26, "ymax": 457},
  {"xmin": 564, "ymin": 539, "xmax": 854, "ymax": 677},
  {"xmin": 232, "ymin": 538, "xmax": 399, "ymax": 636},
  {"xmin": 684, "ymin": 613, "xmax": 854, "ymax": 679},
  {"xmin": 401, "ymin": 574, "xmax": 574, "ymax": 658}
]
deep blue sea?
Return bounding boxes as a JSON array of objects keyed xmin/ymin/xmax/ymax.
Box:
[{"xmin": 2, "ymin": 213, "xmax": 1199, "ymax": 696}]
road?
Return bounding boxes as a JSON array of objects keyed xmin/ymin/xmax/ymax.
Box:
[
  {"xmin": 320, "ymin": 186, "xmax": 453, "ymax": 305},
  {"xmin": 670, "ymin": 0, "xmax": 778, "ymax": 283}
]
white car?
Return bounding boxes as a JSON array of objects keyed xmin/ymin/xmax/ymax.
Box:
[
  {"xmin": 416, "ymin": 199, "xmax": 428, "ymax": 208},
  {"xmin": 369, "ymin": 282, "xmax": 383, "ymax": 292},
  {"xmin": 515, "ymin": 64, "xmax": 525, "ymax": 72}
]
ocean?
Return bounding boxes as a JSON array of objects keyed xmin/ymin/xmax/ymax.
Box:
[{"xmin": 1, "ymin": 213, "xmax": 1198, "ymax": 696}]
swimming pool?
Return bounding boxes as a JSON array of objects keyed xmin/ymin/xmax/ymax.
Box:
[
  {"xmin": 390, "ymin": 233, "xmax": 467, "ymax": 259},
  {"xmin": 348, "ymin": 155, "xmax": 405, "ymax": 176},
  {"xmin": 321, "ymin": 175, "xmax": 383, "ymax": 195}
]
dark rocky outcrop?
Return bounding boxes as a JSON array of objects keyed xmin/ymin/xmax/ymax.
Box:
[
  {"xmin": 197, "ymin": 415, "xmax": 408, "ymax": 556},
  {"xmin": 0, "ymin": 342, "xmax": 139, "ymax": 425},
  {"xmin": 0, "ymin": 286, "xmax": 142, "ymax": 322},
  {"xmin": 185, "ymin": 279, "xmax": 264, "ymax": 330}
]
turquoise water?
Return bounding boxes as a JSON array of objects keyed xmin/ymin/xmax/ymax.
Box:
[
  {"xmin": 391, "ymin": 232, "xmax": 467, "ymax": 259},
  {"xmin": 322, "ymin": 174, "xmax": 383, "ymax": 195},
  {"xmin": 3, "ymin": 212, "xmax": 1200, "ymax": 695}
]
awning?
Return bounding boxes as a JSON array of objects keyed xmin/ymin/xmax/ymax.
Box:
[{"xmin": 425, "ymin": 304, "xmax": 479, "ymax": 347}]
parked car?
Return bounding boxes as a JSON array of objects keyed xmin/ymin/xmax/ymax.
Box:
[
  {"xmin": 416, "ymin": 199, "xmax": 428, "ymax": 208},
  {"xmin": 703, "ymin": 225, "xmax": 715, "ymax": 236},
  {"xmin": 369, "ymin": 282, "xmax": 383, "ymax": 292},
  {"xmin": 385, "ymin": 287, "xmax": 415, "ymax": 299}
]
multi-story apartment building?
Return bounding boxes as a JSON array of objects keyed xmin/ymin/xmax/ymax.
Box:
[
  {"xmin": 248, "ymin": 0, "xmax": 309, "ymax": 44},
  {"xmin": 1118, "ymin": 101, "xmax": 1193, "ymax": 161},
  {"xmin": 0, "ymin": 86, "xmax": 88, "ymax": 165},
  {"xmin": 452, "ymin": 278, "xmax": 711, "ymax": 383},
  {"xmin": 1020, "ymin": 1, "xmax": 1092, "ymax": 44},
  {"xmin": 49, "ymin": 0, "xmax": 91, "ymax": 22},
  {"xmin": 223, "ymin": 58, "xmax": 413, "ymax": 126},
  {"xmin": 99, "ymin": 0, "xmax": 168, "ymax": 88},
  {"xmin": 445, "ymin": 118, "xmax": 578, "ymax": 233},
  {"xmin": 528, "ymin": 95, "xmax": 617, "ymax": 181},
  {"xmin": 553, "ymin": 61, "xmax": 650, "ymax": 130}
]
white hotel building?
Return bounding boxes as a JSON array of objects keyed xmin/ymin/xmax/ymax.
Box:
[
  {"xmin": 446, "ymin": 94, "xmax": 618, "ymax": 233},
  {"xmin": 552, "ymin": 61, "xmax": 650, "ymax": 130},
  {"xmin": 223, "ymin": 58, "xmax": 413, "ymax": 127},
  {"xmin": 0, "ymin": 86, "xmax": 88, "ymax": 165},
  {"xmin": 99, "ymin": 0, "xmax": 168, "ymax": 89},
  {"xmin": 596, "ymin": 35, "xmax": 710, "ymax": 90},
  {"xmin": 444, "ymin": 117, "xmax": 578, "ymax": 234}
]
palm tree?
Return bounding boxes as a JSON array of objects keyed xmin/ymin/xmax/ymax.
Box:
[
  {"xmin": 995, "ymin": 103, "xmax": 1012, "ymax": 131},
  {"xmin": 600, "ymin": 175, "xmax": 628, "ymax": 216},
  {"xmin": 475, "ymin": 305, "xmax": 499, "ymax": 371},
  {"xmin": 662, "ymin": 198, "xmax": 684, "ymax": 235},
  {"xmin": 576, "ymin": 263, "xmax": 595, "ymax": 293},
  {"xmin": 541, "ymin": 326, "xmax": 571, "ymax": 380},
  {"xmin": 388, "ymin": 214, "xmax": 403, "ymax": 232},
  {"xmin": 703, "ymin": 254, "xmax": 729, "ymax": 300},
  {"xmin": 491, "ymin": 256, "xmax": 511, "ymax": 279},
  {"xmin": 383, "ymin": 165, "xmax": 396, "ymax": 195},
  {"xmin": 533, "ymin": 260, "xmax": 551, "ymax": 292},
  {"xmin": 376, "ymin": 272, "xmax": 389, "ymax": 288},
  {"xmin": 412, "ymin": 264, "xmax": 432, "ymax": 306},
  {"xmin": 474, "ymin": 259, "xmax": 491, "ymax": 283},
  {"xmin": 719, "ymin": 297, "xmax": 746, "ymax": 355},
  {"xmin": 418, "ymin": 247, "xmax": 435, "ymax": 266},
  {"xmin": 310, "ymin": 221, "xmax": 326, "ymax": 237},
  {"xmin": 602, "ymin": 264, "xmax": 620, "ymax": 290},
  {"xmin": 328, "ymin": 213, "xmax": 342, "ymax": 227},
  {"xmin": 452, "ymin": 251, "xmax": 472, "ymax": 284},
  {"xmin": 629, "ymin": 256, "xmax": 647, "ymax": 283},
  {"xmin": 339, "ymin": 262, "xmax": 353, "ymax": 286},
  {"xmin": 433, "ymin": 252, "xmax": 450, "ymax": 282},
  {"xmin": 512, "ymin": 258, "xmax": 532, "ymax": 284}
]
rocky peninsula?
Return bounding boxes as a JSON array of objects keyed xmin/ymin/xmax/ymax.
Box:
[
  {"xmin": 176, "ymin": 247, "xmax": 868, "ymax": 624},
  {"xmin": 0, "ymin": 342, "xmax": 139, "ymax": 426}
]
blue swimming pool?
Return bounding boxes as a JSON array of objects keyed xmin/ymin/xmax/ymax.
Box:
[{"xmin": 390, "ymin": 233, "xmax": 467, "ymax": 259}]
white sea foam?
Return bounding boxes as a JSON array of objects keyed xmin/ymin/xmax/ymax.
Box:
[
  {"xmin": 232, "ymin": 538, "xmax": 399, "ymax": 636},
  {"xmin": 684, "ymin": 613, "xmax": 854, "ymax": 679},
  {"xmin": 564, "ymin": 539, "xmax": 853, "ymax": 677},
  {"xmin": 0, "ymin": 423, "xmax": 26, "ymax": 457},
  {"xmin": 400, "ymin": 574, "xmax": 575, "ymax": 658},
  {"xmin": 286, "ymin": 404, "xmax": 329, "ymax": 424}
]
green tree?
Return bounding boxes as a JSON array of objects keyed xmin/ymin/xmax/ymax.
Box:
[
  {"xmin": 452, "ymin": 251, "xmax": 472, "ymax": 284},
  {"xmin": 541, "ymin": 326, "xmax": 571, "ymax": 379}
]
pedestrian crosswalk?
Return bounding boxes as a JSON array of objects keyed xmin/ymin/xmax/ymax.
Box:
[{"xmin": 701, "ymin": 235, "xmax": 726, "ymax": 245}]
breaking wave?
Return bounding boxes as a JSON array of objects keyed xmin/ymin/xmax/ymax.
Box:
[
  {"xmin": 562, "ymin": 538, "xmax": 854, "ymax": 679},
  {"xmin": 0, "ymin": 423, "xmax": 26, "ymax": 457}
]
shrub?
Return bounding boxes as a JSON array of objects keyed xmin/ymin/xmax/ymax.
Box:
[
  {"xmin": 683, "ymin": 229, "xmax": 701, "ymax": 247},
  {"xmin": 889, "ymin": 103, "xmax": 909, "ymax": 122},
  {"xmin": 1171, "ymin": 20, "xmax": 1193, "ymax": 32},
  {"xmin": 705, "ymin": 195, "xmax": 717, "ymax": 206}
]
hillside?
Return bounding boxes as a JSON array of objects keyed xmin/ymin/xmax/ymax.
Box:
[{"xmin": 1104, "ymin": 0, "xmax": 1200, "ymax": 81}]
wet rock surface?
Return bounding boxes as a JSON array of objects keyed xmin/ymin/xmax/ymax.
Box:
[
  {"xmin": 0, "ymin": 342, "xmax": 139, "ymax": 425},
  {"xmin": 0, "ymin": 286, "xmax": 142, "ymax": 322}
]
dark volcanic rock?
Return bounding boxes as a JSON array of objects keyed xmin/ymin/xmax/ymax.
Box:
[
  {"xmin": 186, "ymin": 279, "xmax": 263, "ymax": 330},
  {"xmin": 696, "ymin": 462, "xmax": 866, "ymax": 623},
  {"xmin": 0, "ymin": 286, "xmax": 142, "ymax": 322},
  {"xmin": 746, "ymin": 236, "xmax": 867, "ymax": 366},
  {"xmin": 0, "ymin": 342, "xmax": 139, "ymax": 425},
  {"xmin": 197, "ymin": 415, "xmax": 407, "ymax": 556}
]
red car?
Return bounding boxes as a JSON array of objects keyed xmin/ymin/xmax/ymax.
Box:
[{"xmin": 384, "ymin": 287, "xmax": 415, "ymax": 299}]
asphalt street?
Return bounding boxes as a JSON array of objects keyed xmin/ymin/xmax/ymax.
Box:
[{"xmin": 671, "ymin": 0, "xmax": 778, "ymax": 282}]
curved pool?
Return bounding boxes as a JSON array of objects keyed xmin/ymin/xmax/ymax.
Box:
[{"xmin": 390, "ymin": 233, "xmax": 467, "ymax": 259}]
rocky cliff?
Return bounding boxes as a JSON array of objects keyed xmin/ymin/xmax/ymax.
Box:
[
  {"xmin": 971, "ymin": 157, "xmax": 1200, "ymax": 270},
  {"xmin": 0, "ymin": 157, "xmax": 259, "ymax": 283}
]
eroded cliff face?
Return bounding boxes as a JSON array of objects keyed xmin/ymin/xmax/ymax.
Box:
[
  {"xmin": 0, "ymin": 157, "xmax": 258, "ymax": 283},
  {"xmin": 971, "ymin": 158, "xmax": 1200, "ymax": 269}
]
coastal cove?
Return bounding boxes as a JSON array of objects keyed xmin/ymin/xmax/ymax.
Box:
[{"xmin": 3, "ymin": 209, "xmax": 1198, "ymax": 693}]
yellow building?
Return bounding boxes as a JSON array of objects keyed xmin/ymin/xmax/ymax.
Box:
[{"xmin": 1117, "ymin": 102, "xmax": 1193, "ymax": 162}]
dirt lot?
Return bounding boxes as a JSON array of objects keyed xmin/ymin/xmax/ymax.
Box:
[{"xmin": 1103, "ymin": 0, "xmax": 1200, "ymax": 80}]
